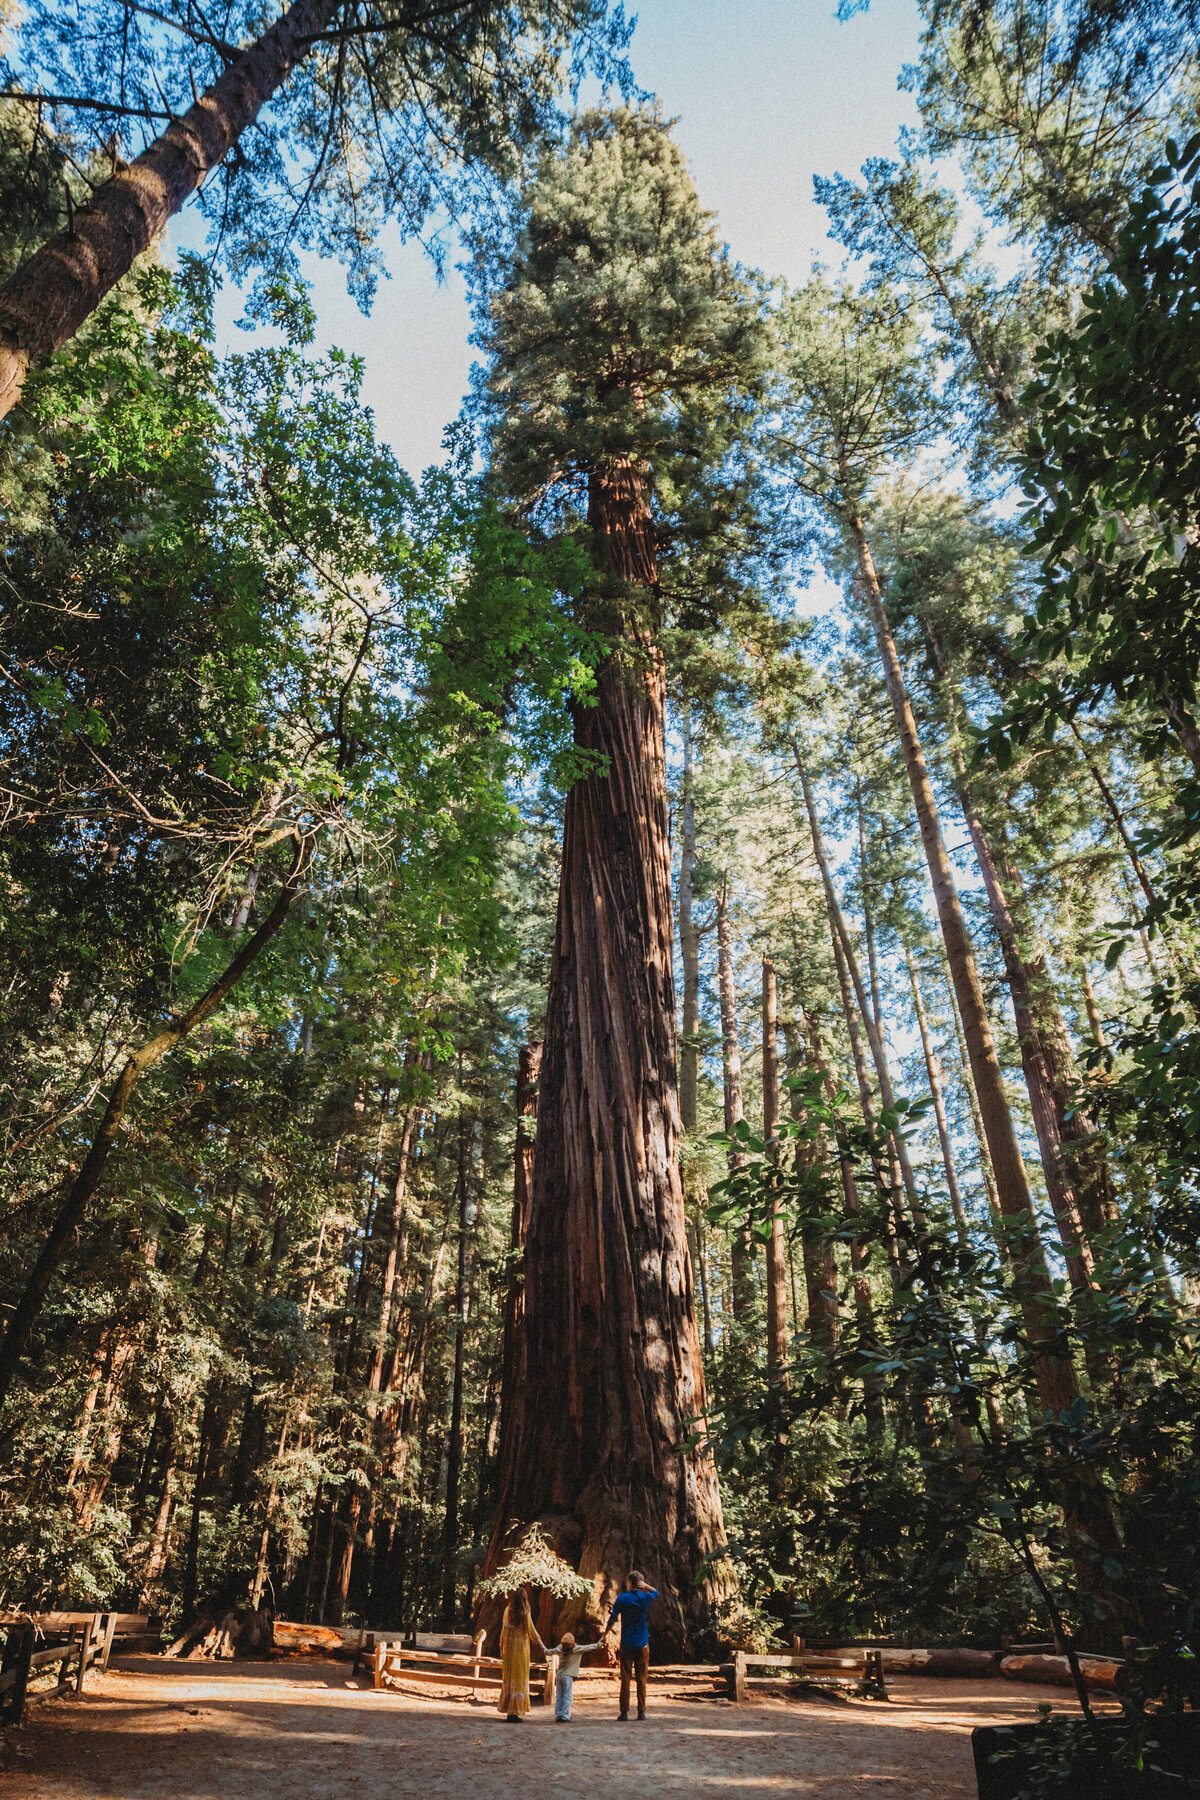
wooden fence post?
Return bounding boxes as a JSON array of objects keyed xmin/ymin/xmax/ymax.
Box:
[
  {"xmin": 734, "ymin": 1649, "xmax": 748, "ymax": 1703},
  {"xmin": 74, "ymin": 1615, "xmax": 96, "ymax": 1695},
  {"xmin": 99, "ymin": 1611, "xmax": 118, "ymax": 1673},
  {"xmin": 542, "ymin": 1651, "xmax": 558, "ymax": 1707},
  {"xmin": 472, "ymin": 1629, "xmax": 485, "ymax": 1691},
  {"xmin": 1, "ymin": 1624, "xmax": 34, "ymax": 1725}
]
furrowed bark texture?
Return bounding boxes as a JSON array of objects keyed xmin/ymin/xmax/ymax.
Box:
[
  {"xmin": 0, "ymin": 0, "xmax": 336, "ymax": 419},
  {"xmin": 484, "ymin": 463, "xmax": 723, "ymax": 1656}
]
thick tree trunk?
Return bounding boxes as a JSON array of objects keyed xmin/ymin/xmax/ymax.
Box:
[
  {"xmin": 484, "ymin": 462, "xmax": 724, "ymax": 1656},
  {"xmin": 847, "ymin": 513, "xmax": 1079, "ymax": 1422},
  {"xmin": 716, "ymin": 880, "xmax": 754, "ymax": 1317},
  {"xmin": 0, "ymin": 0, "xmax": 337, "ymax": 419},
  {"xmin": 762, "ymin": 957, "xmax": 788, "ymax": 1379}
]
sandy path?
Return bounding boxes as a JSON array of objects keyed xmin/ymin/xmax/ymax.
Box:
[{"xmin": 0, "ymin": 1654, "xmax": 1094, "ymax": 1799}]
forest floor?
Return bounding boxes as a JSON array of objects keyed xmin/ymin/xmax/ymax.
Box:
[{"xmin": 0, "ymin": 1654, "xmax": 1109, "ymax": 1799}]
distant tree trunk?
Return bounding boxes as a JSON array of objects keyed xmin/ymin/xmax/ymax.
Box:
[
  {"xmin": 791, "ymin": 741, "xmax": 923, "ymax": 1235},
  {"xmin": 1080, "ymin": 966, "xmax": 1108, "ymax": 1048},
  {"xmin": 782, "ymin": 1022, "xmax": 841, "ymax": 1356},
  {"xmin": 0, "ymin": 0, "xmax": 338, "ymax": 419},
  {"xmin": 181, "ymin": 1386, "xmax": 220, "ymax": 1626},
  {"xmin": 903, "ymin": 943, "xmax": 970, "ymax": 1244},
  {"xmin": 855, "ymin": 780, "xmax": 885, "ymax": 1037},
  {"xmin": 496, "ymin": 1042, "xmax": 542, "ymax": 1490},
  {"xmin": 762, "ymin": 957, "xmax": 788, "ymax": 1380},
  {"xmin": 847, "ymin": 511, "xmax": 1079, "ymax": 1422},
  {"xmin": 716, "ymin": 878, "xmax": 754, "ymax": 1317},
  {"xmin": 678, "ymin": 722, "xmax": 712, "ymax": 1355},
  {"xmin": 443, "ymin": 1107, "xmax": 482, "ymax": 1628},
  {"xmin": 924, "ymin": 625, "xmax": 1113, "ymax": 1260},
  {"xmin": 679, "ymin": 719, "xmax": 701, "ymax": 1134},
  {"xmin": 483, "ymin": 459, "xmax": 725, "ymax": 1656}
]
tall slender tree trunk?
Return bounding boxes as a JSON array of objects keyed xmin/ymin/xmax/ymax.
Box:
[
  {"xmin": 791, "ymin": 741, "xmax": 923, "ymax": 1232},
  {"xmin": 679, "ymin": 720, "xmax": 701, "ymax": 1134},
  {"xmin": 0, "ymin": 0, "xmax": 338, "ymax": 418},
  {"xmin": 484, "ymin": 460, "xmax": 724, "ymax": 1655},
  {"xmin": 762, "ymin": 957, "xmax": 788, "ymax": 1380},
  {"xmin": 924, "ymin": 626, "xmax": 1113, "ymax": 1259},
  {"xmin": 496, "ymin": 1042, "xmax": 542, "ymax": 1488},
  {"xmin": 443, "ymin": 1108, "xmax": 482, "ymax": 1628},
  {"xmin": 716, "ymin": 879, "xmax": 754, "ymax": 1317},
  {"xmin": 677, "ymin": 723, "xmax": 712, "ymax": 1353},
  {"xmin": 846, "ymin": 512, "xmax": 1079, "ymax": 1421},
  {"xmin": 903, "ymin": 943, "xmax": 970, "ymax": 1244}
]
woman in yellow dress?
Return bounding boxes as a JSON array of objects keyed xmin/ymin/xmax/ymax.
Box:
[{"xmin": 498, "ymin": 1589, "xmax": 545, "ymax": 1721}]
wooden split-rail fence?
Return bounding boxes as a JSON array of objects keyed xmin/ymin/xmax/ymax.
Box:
[
  {"xmin": 373, "ymin": 1632, "xmax": 617, "ymax": 1704},
  {"xmin": 0, "ymin": 1612, "xmax": 154, "ymax": 1725},
  {"xmin": 721, "ymin": 1647, "xmax": 890, "ymax": 1702}
]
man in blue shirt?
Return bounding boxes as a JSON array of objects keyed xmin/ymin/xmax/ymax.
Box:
[{"xmin": 606, "ymin": 1571, "xmax": 659, "ymax": 1719}]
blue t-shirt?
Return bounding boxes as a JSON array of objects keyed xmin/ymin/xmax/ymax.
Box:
[{"xmin": 607, "ymin": 1587, "xmax": 659, "ymax": 1651}]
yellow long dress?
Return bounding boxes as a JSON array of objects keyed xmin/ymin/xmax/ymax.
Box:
[{"xmin": 498, "ymin": 1616, "xmax": 539, "ymax": 1717}]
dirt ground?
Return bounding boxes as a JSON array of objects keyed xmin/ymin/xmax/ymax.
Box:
[{"xmin": 0, "ymin": 1654, "xmax": 1104, "ymax": 1799}]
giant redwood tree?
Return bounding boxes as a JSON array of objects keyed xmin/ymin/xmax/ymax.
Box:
[{"xmin": 473, "ymin": 109, "xmax": 764, "ymax": 1654}]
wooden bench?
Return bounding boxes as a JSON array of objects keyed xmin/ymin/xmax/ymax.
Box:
[
  {"xmin": 0, "ymin": 1611, "xmax": 153, "ymax": 1724},
  {"xmin": 722, "ymin": 1648, "xmax": 889, "ymax": 1702}
]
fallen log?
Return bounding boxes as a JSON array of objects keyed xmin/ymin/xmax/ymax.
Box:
[
  {"xmin": 876, "ymin": 1648, "xmax": 1000, "ymax": 1676},
  {"xmin": 1000, "ymin": 1653, "xmax": 1123, "ymax": 1691}
]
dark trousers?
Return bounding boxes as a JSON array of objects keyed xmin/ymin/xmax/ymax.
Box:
[{"xmin": 619, "ymin": 1644, "xmax": 649, "ymax": 1715}]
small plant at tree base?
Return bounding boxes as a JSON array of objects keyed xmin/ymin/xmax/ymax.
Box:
[{"xmin": 474, "ymin": 1523, "xmax": 594, "ymax": 1601}]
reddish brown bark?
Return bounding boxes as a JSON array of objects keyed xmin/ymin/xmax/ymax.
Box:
[
  {"xmin": 0, "ymin": 0, "xmax": 338, "ymax": 419},
  {"xmin": 483, "ymin": 462, "xmax": 724, "ymax": 1655}
]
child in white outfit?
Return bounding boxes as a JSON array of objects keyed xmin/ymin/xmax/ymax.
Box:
[{"xmin": 547, "ymin": 1631, "xmax": 603, "ymax": 1721}]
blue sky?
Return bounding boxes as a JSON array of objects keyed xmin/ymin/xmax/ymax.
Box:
[{"xmin": 176, "ymin": 0, "xmax": 923, "ymax": 477}]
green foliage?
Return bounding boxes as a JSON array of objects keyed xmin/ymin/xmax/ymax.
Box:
[
  {"xmin": 473, "ymin": 104, "xmax": 769, "ymax": 628},
  {"xmin": 474, "ymin": 1522, "xmax": 593, "ymax": 1599},
  {"xmin": 8, "ymin": 1, "xmax": 636, "ymax": 307}
]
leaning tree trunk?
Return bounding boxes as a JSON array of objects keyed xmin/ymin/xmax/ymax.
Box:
[
  {"xmin": 846, "ymin": 512, "xmax": 1080, "ymax": 1422},
  {"xmin": 0, "ymin": 0, "xmax": 338, "ymax": 419},
  {"xmin": 482, "ymin": 461, "xmax": 725, "ymax": 1657}
]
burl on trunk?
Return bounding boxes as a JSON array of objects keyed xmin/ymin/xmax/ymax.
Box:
[{"xmin": 481, "ymin": 464, "xmax": 725, "ymax": 1656}]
